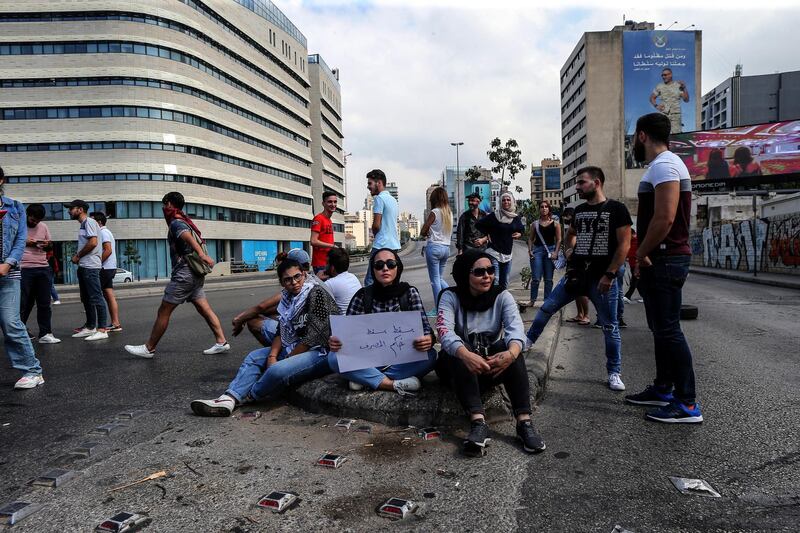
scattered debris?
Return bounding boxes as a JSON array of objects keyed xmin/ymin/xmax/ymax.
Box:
[
  {"xmin": 239, "ymin": 411, "xmax": 262, "ymax": 421},
  {"xmin": 354, "ymin": 425, "xmax": 372, "ymax": 434},
  {"xmin": 109, "ymin": 470, "xmax": 167, "ymax": 492},
  {"xmin": 335, "ymin": 419, "xmax": 356, "ymax": 430},
  {"xmin": 455, "ymin": 481, "xmax": 461, "ymax": 490},
  {"xmin": 185, "ymin": 438, "xmax": 212, "ymax": 448},
  {"xmin": 669, "ymin": 477, "xmax": 721, "ymax": 498},
  {"xmin": 417, "ymin": 427, "xmax": 441, "ymax": 440},
  {"xmin": 436, "ymin": 468, "xmax": 456, "ymax": 479},
  {"xmin": 154, "ymin": 483, "xmax": 167, "ymax": 499},
  {"xmin": 183, "ymin": 461, "xmax": 203, "ymax": 477},
  {"xmin": 95, "ymin": 511, "xmax": 151, "ymax": 532},
  {"xmin": 364, "ymin": 444, "xmax": 374, "ymax": 447},
  {"xmin": 2, "ymin": 423, "xmax": 10, "ymax": 427},
  {"xmin": 256, "ymin": 491, "xmax": 298, "ymax": 513},
  {"xmin": 377, "ymin": 498, "xmax": 418, "ymax": 520},
  {"xmin": 93, "ymin": 423, "xmax": 128, "ymax": 436},
  {"xmin": 32, "ymin": 469, "xmax": 78, "ymax": 488},
  {"xmin": 0, "ymin": 501, "xmax": 43, "ymax": 526},
  {"xmin": 423, "ymin": 492, "xmax": 436, "ymax": 499},
  {"xmin": 611, "ymin": 526, "xmax": 636, "ymax": 533},
  {"xmin": 116, "ymin": 410, "xmax": 147, "ymax": 420},
  {"xmin": 316, "ymin": 454, "xmax": 346, "ymax": 469}
]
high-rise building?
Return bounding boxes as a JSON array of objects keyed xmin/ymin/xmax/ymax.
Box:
[
  {"xmin": 386, "ymin": 181, "xmax": 399, "ymax": 203},
  {"xmin": 530, "ymin": 158, "xmax": 563, "ymax": 209},
  {"xmin": 559, "ymin": 21, "xmax": 702, "ymax": 208},
  {"xmin": 701, "ymin": 68, "xmax": 800, "ymax": 130},
  {"xmin": 0, "ymin": 0, "xmax": 344, "ymax": 280}
]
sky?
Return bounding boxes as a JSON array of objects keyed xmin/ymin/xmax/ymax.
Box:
[{"xmin": 277, "ymin": 0, "xmax": 800, "ymax": 220}]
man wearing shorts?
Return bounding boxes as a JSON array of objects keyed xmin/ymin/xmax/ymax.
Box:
[
  {"xmin": 91, "ymin": 212, "xmax": 122, "ymax": 332},
  {"xmin": 124, "ymin": 192, "xmax": 229, "ymax": 359}
]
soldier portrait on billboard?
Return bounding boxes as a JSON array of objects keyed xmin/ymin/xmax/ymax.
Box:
[{"xmin": 650, "ymin": 68, "xmax": 689, "ymax": 133}]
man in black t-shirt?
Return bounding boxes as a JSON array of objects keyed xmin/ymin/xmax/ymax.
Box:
[{"xmin": 527, "ymin": 166, "xmax": 631, "ymax": 392}]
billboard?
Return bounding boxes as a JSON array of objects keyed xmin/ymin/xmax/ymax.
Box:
[
  {"xmin": 464, "ymin": 181, "xmax": 493, "ymax": 213},
  {"xmin": 624, "ymin": 30, "xmax": 696, "ymax": 169},
  {"xmin": 670, "ymin": 119, "xmax": 800, "ymax": 191},
  {"xmin": 242, "ymin": 240, "xmax": 278, "ymax": 271}
]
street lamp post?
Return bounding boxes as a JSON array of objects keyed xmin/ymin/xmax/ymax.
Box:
[{"xmin": 451, "ymin": 142, "xmax": 464, "ymax": 214}]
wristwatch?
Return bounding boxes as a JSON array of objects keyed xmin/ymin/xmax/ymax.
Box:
[{"xmin": 603, "ymin": 271, "xmax": 616, "ymax": 280}]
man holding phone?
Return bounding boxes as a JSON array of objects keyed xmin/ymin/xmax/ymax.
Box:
[{"xmin": 20, "ymin": 203, "xmax": 60, "ymax": 344}]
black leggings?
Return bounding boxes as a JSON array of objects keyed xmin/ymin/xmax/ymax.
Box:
[
  {"xmin": 449, "ymin": 353, "xmax": 532, "ymax": 417},
  {"xmin": 625, "ymin": 276, "xmax": 639, "ymax": 299}
]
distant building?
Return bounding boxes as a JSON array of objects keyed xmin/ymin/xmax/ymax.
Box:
[
  {"xmin": 530, "ymin": 158, "xmax": 563, "ymax": 209},
  {"xmin": 343, "ymin": 208, "xmax": 371, "ymax": 250},
  {"xmin": 386, "ymin": 182, "xmax": 399, "ymax": 203},
  {"xmin": 398, "ymin": 211, "xmax": 420, "ymax": 240}
]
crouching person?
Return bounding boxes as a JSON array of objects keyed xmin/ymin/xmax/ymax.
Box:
[
  {"xmin": 327, "ymin": 248, "xmax": 436, "ymax": 396},
  {"xmin": 191, "ymin": 258, "xmax": 340, "ymax": 416},
  {"xmin": 437, "ymin": 250, "xmax": 545, "ymax": 456}
]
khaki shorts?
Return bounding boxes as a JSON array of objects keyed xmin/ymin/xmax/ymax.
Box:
[{"xmin": 163, "ymin": 264, "xmax": 206, "ymax": 304}]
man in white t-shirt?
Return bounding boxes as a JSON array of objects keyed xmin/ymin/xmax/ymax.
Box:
[
  {"xmin": 322, "ymin": 247, "xmax": 362, "ymax": 314},
  {"xmin": 91, "ymin": 212, "xmax": 122, "ymax": 332}
]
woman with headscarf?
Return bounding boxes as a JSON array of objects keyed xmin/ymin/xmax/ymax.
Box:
[
  {"xmin": 436, "ymin": 250, "xmax": 545, "ymax": 456},
  {"xmin": 328, "ymin": 248, "xmax": 437, "ymax": 395},
  {"xmin": 191, "ymin": 258, "xmax": 340, "ymax": 416},
  {"xmin": 475, "ymin": 191, "xmax": 524, "ymax": 290}
]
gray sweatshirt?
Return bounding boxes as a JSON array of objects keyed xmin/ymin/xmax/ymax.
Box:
[{"xmin": 436, "ymin": 289, "xmax": 526, "ymax": 357}]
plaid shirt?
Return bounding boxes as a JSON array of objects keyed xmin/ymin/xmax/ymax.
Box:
[{"xmin": 346, "ymin": 286, "xmax": 433, "ymax": 337}]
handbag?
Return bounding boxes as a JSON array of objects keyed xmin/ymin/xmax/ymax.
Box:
[
  {"xmin": 183, "ymin": 229, "xmax": 213, "ymax": 277},
  {"xmin": 534, "ymin": 221, "xmax": 566, "ymax": 270}
]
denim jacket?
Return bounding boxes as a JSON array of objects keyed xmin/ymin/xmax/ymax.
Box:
[{"xmin": 1, "ymin": 195, "xmax": 27, "ymax": 269}]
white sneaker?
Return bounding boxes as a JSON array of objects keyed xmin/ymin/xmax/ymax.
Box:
[
  {"xmin": 203, "ymin": 342, "xmax": 231, "ymax": 355},
  {"xmin": 348, "ymin": 381, "xmax": 364, "ymax": 391},
  {"xmin": 72, "ymin": 328, "xmax": 96, "ymax": 338},
  {"xmin": 14, "ymin": 374, "xmax": 45, "ymax": 389},
  {"xmin": 622, "ymin": 297, "xmax": 633, "ymax": 304},
  {"xmin": 38, "ymin": 333, "xmax": 62, "ymax": 344},
  {"xmin": 125, "ymin": 344, "xmax": 155, "ymax": 359},
  {"xmin": 392, "ymin": 376, "xmax": 421, "ymax": 396},
  {"xmin": 190, "ymin": 394, "xmax": 235, "ymax": 417},
  {"xmin": 85, "ymin": 331, "xmax": 109, "ymax": 341},
  {"xmin": 52, "ymin": 300, "xmax": 61, "ymax": 305},
  {"xmin": 608, "ymin": 373, "xmax": 626, "ymax": 391}
]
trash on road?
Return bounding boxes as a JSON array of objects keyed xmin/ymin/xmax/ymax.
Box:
[
  {"xmin": 2, "ymin": 423, "xmax": 10, "ymax": 427},
  {"xmin": 109, "ymin": 470, "xmax": 167, "ymax": 492},
  {"xmin": 417, "ymin": 427, "xmax": 441, "ymax": 440},
  {"xmin": 377, "ymin": 498, "xmax": 418, "ymax": 520},
  {"xmin": 115, "ymin": 410, "xmax": 147, "ymax": 420},
  {"xmin": 316, "ymin": 454, "xmax": 346, "ymax": 469},
  {"xmin": 611, "ymin": 526, "xmax": 636, "ymax": 533},
  {"xmin": 239, "ymin": 411, "xmax": 262, "ymax": 421},
  {"xmin": 96, "ymin": 511, "xmax": 151, "ymax": 532},
  {"xmin": 256, "ymin": 491, "xmax": 298, "ymax": 513},
  {"xmin": 669, "ymin": 477, "xmax": 721, "ymax": 498},
  {"xmin": 355, "ymin": 424, "xmax": 372, "ymax": 433},
  {"xmin": 32, "ymin": 469, "xmax": 78, "ymax": 488},
  {"xmin": 0, "ymin": 501, "xmax": 43, "ymax": 526},
  {"xmin": 335, "ymin": 419, "xmax": 356, "ymax": 430}
]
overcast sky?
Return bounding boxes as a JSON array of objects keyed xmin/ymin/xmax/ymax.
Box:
[{"xmin": 279, "ymin": 0, "xmax": 800, "ymax": 219}]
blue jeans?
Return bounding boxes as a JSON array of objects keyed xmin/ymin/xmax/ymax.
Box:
[
  {"xmin": 425, "ymin": 243, "xmax": 450, "ymax": 304},
  {"xmin": 0, "ymin": 277, "xmax": 42, "ymax": 376},
  {"xmin": 327, "ymin": 348, "xmax": 438, "ymax": 390},
  {"xmin": 638, "ymin": 255, "xmax": 696, "ymax": 403},
  {"xmin": 50, "ymin": 275, "xmax": 60, "ymax": 301},
  {"xmin": 527, "ymin": 275, "xmax": 622, "ymax": 374},
  {"xmin": 490, "ymin": 257, "xmax": 512, "ymax": 290},
  {"xmin": 529, "ymin": 245, "xmax": 555, "ymax": 302},
  {"xmin": 616, "ymin": 266, "xmax": 626, "ymax": 321},
  {"xmin": 77, "ymin": 267, "xmax": 107, "ymax": 329}
]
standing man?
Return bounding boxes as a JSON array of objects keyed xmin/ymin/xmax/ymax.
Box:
[
  {"xmin": 625, "ymin": 113, "xmax": 703, "ymax": 424},
  {"xmin": 0, "ymin": 166, "xmax": 45, "ymax": 389},
  {"xmin": 91, "ymin": 212, "xmax": 122, "ymax": 332},
  {"xmin": 20, "ymin": 203, "xmax": 60, "ymax": 344},
  {"xmin": 65, "ymin": 199, "xmax": 108, "ymax": 341},
  {"xmin": 456, "ymin": 192, "xmax": 487, "ymax": 255},
  {"xmin": 125, "ymin": 192, "xmax": 229, "ymax": 358},
  {"xmin": 310, "ymin": 191, "xmax": 337, "ymax": 275},
  {"xmin": 526, "ymin": 167, "xmax": 631, "ymax": 392},
  {"xmin": 364, "ymin": 169, "xmax": 400, "ymax": 286},
  {"xmin": 650, "ymin": 68, "xmax": 689, "ymax": 134}
]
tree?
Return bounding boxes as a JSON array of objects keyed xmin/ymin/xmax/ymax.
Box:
[
  {"xmin": 464, "ymin": 166, "xmax": 483, "ymax": 182},
  {"xmin": 487, "ymin": 137, "xmax": 526, "ymax": 187},
  {"xmin": 123, "ymin": 241, "xmax": 142, "ymax": 281}
]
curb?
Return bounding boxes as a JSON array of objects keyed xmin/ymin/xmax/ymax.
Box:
[{"xmin": 689, "ymin": 267, "xmax": 800, "ymax": 290}]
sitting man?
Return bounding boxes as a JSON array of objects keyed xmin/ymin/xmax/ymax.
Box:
[{"xmin": 321, "ymin": 247, "xmax": 362, "ymax": 314}]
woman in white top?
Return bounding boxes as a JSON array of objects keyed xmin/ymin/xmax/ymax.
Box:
[{"xmin": 419, "ymin": 187, "xmax": 452, "ymax": 313}]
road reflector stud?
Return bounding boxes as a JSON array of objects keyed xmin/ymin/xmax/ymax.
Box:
[
  {"xmin": 93, "ymin": 423, "xmax": 127, "ymax": 435},
  {"xmin": 316, "ymin": 454, "xmax": 346, "ymax": 468},
  {"xmin": 417, "ymin": 427, "xmax": 441, "ymax": 440},
  {"xmin": 377, "ymin": 498, "xmax": 418, "ymax": 520},
  {"xmin": 116, "ymin": 410, "xmax": 147, "ymax": 420},
  {"xmin": 256, "ymin": 491, "xmax": 298, "ymax": 513},
  {"xmin": 95, "ymin": 511, "xmax": 151, "ymax": 532},
  {"xmin": 32, "ymin": 469, "xmax": 78, "ymax": 488},
  {"xmin": 0, "ymin": 501, "xmax": 44, "ymax": 525}
]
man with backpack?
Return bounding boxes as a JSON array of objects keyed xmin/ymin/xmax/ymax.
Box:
[{"xmin": 125, "ymin": 192, "xmax": 229, "ymax": 359}]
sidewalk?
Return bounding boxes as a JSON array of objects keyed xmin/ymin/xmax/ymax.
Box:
[{"xmin": 690, "ymin": 265, "xmax": 800, "ymax": 290}]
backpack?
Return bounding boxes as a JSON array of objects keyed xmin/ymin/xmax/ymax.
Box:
[{"xmin": 360, "ymin": 284, "xmax": 411, "ymax": 313}]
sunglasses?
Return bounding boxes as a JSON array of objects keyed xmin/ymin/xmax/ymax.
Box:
[
  {"xmin": 281, "ymin": 272, "xmax": 305, "ymax": 285},
  {"xmin": 470, "ymin": 266, "xmax": 496, "ymax": 277},
  {"xmin": 373, "ymin": 259, "xmax": 398, "ymax": 271}
]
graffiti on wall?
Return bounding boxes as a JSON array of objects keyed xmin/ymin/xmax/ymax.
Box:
[{"xmin": 691, "ymin": 212, "xmax": 800, "ymax": 274}]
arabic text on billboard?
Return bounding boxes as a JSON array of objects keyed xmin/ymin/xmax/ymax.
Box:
[
  {"xmin": 624, "ymin": 30, "xmax": 696, "ymax": 169},
  {"xmin": 670, "ymin": 120, "xmax": 800, "ymax": 191}
]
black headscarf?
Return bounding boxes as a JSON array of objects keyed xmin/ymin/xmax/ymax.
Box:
[
  {"xmin": 369, "ymin": 248, "xmax": 410, "ymax": 301},
  {"xmin": 447, "ymin": 249, "xmax": 504, "ymax": 312}
]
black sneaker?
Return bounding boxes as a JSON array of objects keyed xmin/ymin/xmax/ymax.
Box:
[
  {"xmin": 591, "ymin": 321, "xmax": 602, "ymax": 329},
  {"xmin": 645, "ymin": 401, "xmax": 703, "ymax": 424},
  {"xmin": 618, "ymin": 319, "xmax": 627, "ymax": 328},
  {"xmin": 463, "ymin": 419, "xmax": 490, "ymax": 457},
  {"xmin": 624, "ymin": 385, "xmax": 674, "ymax": 406},
  {"xmin": 516, "ymin": 420, "xmax": 546, "ymax": 453}
]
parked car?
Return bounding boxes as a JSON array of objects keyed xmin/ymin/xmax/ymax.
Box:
[{"xmin": 113, "ymin": 268, "xmax": 134, "ymax": 283}]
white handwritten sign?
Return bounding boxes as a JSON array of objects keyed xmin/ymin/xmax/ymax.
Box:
[{"xmin": 330, "ymin": 311, "xmax": 426, "ymax": 372}]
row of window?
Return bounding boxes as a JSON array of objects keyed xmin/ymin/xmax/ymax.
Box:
[
  {"xmin": 321, "ymin": 113, "xmax": 344, "ymax": 140},
  {"xmin": 2, "ymin": 141, "xmax": 311, "ymax": 186},
  {"xmin": 563, "ymin": 135, "xmax": 586, "ymax": 160},
  {"xmin": 561, "ymin": 81, "xmax": 585, "ymax": 114},
  {"xmin": 320, "ymin": 92, "xmax": 343, "ymax": 123},
  {"xmin": 560, "ymin": 64, "xmax": 585, "ymax": 100},
  {"xmin": 1, "ymin": 76, "xmax": 309, "ymax": 132},
  {"xmin": 233, "ymin": 0, "xmax": 307, "ymax": 48},
  {"xmin": 2, "ymin": 105, "xmax": 310, "ymax": 166},
  {"xmin": 0, "ymin": 40, "xmax": 307, "ymax": 112},
  {"xmin": 563, "ymin": 117, "xmax": 586, "ymax": 145},
  {"xmin": 6, "ymin": 173, "xmax": 312, "ymax": 205},
  {"xmin": 562, "ymin": 100, "xmax": 586, "ymax": 131},
  {"xmin": 322, "ymin": 132, "xmax": 343, "ymax": 152},
  {"xmin": 563, "ymin": 153, "xmax": 588, "ymax": 175},
  {"xmin": 561, "ymin": 44, "xmax": 584, "ymax": 84},
  {"xmin": 39, "ymin": 200, "xmax": 311, "ymax": 227},
  {"xmin": 322, "ymin": 147, "xmax": 344, "ymax": 168},
  {"xmin": 323, "ymin": 170, "xmax": 344, "ymax": 185}
]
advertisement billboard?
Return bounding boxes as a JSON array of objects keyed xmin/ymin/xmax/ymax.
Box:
[
  {"xmin": 464, "ymin": 181, "xmax": 493, "ymax": 213},
  {"xmin": 242, "ymin": 240, "xmax": 278, "ymax": 271},
  {"xmin": 624, "ymin": 30, "xmax": 696, "ymax": 168},
  {"xmin": 670, "ymin": 119, "xmax": 800, "ymax": 191}
]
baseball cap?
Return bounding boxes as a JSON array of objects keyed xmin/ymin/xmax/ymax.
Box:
[
  {"xmin": 287, "ymin": 248, "xmax": 310, "ymax": 266},
  {"xmin": 63, "ymin": 199, "xmax": 90, "ymax": 211}
]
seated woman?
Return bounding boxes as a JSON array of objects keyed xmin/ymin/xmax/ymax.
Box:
[
  {"xmin": 437, "ymin": 250, "xmax": 545, "ymax": 456},
  {"xmin": 328, "ymin": 248, "xmax": 436, "ymax": 396},
  {"xmin": 191, "ymin": 258, "xmax": 340, "ymax": 416}
]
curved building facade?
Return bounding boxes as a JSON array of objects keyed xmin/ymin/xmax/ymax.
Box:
[{"xmin": 0, "ymin": 0, "xmax": 344, "ymax": 281}]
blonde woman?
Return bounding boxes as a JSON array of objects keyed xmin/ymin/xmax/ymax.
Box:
[{"xmin": 419, "ymin": 187, "xmax": 452, "ymax": 310}]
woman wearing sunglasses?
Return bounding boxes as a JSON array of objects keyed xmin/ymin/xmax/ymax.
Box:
[
  {"xmin": 328, "ymin": 248, "xmax": 437, "ymax": 395},
  {"xmin": 437, "ymin": 250, "xmax": 545, "ymax": 456},
  {"xmin": 191, "ymin": 258, "xmax": 340, "ymax": 416}
]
